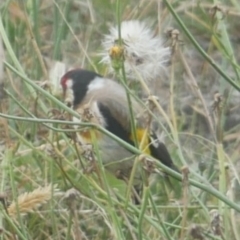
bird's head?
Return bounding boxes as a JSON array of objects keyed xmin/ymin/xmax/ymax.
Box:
[{"xmin": 60, "ymin": 69, "xmax": 103, "ymax": 108}]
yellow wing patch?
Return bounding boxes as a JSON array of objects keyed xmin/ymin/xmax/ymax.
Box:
[
  {"xmin": 79, "ymin": 127, "xmax": 150, "ymax": 155},
  {"xmin": 78, "ymin": 129, "xmax": 101, "ymax": 143},
  {"xmin": 130, "ymin": 128, "xmax": 150, "ymax": 154}
]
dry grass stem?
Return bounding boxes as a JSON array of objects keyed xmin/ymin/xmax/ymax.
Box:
[
  {"xmin": 7, "ymin": 184, "xmax": 59, "ymax": 217},
  {"xmin": 0, "ymin": 0, "xmax": 239, "ymax": 238},
  {"xmin": 180, "ymin": 166, "xmax": 190, "ymax": 240}
]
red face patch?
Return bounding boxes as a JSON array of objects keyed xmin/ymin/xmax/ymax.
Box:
[
  {"xmin": 60, "ymin": 74, "xmax": 69, "ymax": 90},
  {"xmin": 60, "ymin": 68, "xmax": 82, "ymax": 90}
]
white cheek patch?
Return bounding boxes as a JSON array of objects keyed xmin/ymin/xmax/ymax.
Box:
[
  {"xmin": 66, "ymin": 79, "xmax": 73, "ymax": 88},
  {"xmin": 87, "ymin": 77, "xmax": 105, "ymax": 92},
  {"xmin": 62, "ymin": 79, "xmax": 74, "ymax": 106}
]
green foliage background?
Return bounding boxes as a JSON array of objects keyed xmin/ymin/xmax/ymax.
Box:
[{"xmin": 0, "ymin": 0, "xmax": 240, "ymax": 239}]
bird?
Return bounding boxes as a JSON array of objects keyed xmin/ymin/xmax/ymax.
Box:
[{"xmin": 60, "ymin": 68, "xmax": 178, "ymax": 202}]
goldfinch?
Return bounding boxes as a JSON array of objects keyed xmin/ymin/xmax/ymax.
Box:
[{"xmin": 60, "ymin": 69, "xmax": 178, "ymax": 200}]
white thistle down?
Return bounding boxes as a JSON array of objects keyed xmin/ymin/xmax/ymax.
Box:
[{"xmin": 101, "ymin": 20, "xmax": 170, "ymax": 82}]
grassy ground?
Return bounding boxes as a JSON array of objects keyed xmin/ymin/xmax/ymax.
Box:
[{"xmin": 0, "ymin": 0, "xmax": 240, "ymax": 239}]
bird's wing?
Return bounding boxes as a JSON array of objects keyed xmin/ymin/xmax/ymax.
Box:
[
  {"xmin": 149, "ymin": 133, "xmax": 178, "ymax": 172},
  {"xmin": 79, "ymin": 78, "xmax": 178, "ymax": 172},
  {"xmin": 97, "ymin": 101, "xmax": 134, "ymax": 145},
  {"xmin": 81, "ymin": 78, "xmax": 144, "ymax": 133}
]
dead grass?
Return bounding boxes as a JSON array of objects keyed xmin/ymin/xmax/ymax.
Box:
[{"xmin": 0, "ymin": 0, "xmax": 239, "ymax": 239}]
